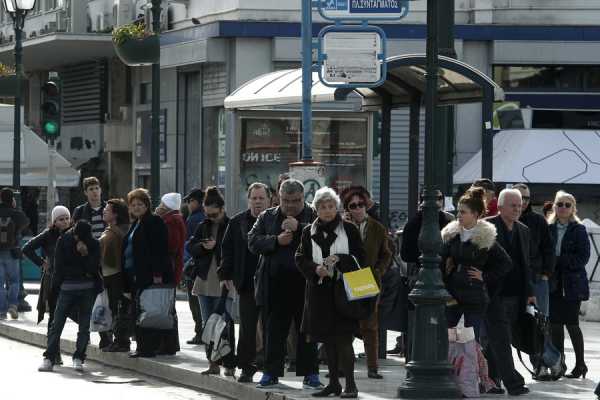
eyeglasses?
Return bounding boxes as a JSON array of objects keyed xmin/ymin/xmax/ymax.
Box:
[
  {"xmin": 348, "ymin": 202, "xmax": 366, "ymax": 210},
  {"xmin": 556, "ymin": 202, "xmax": 572, "ymax": 209}
]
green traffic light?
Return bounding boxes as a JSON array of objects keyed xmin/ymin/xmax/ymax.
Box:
[{"xmin": 43, "ymin": 121, "xmax": 59, "ymax": 136}]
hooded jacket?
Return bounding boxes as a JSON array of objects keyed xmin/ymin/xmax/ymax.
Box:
[
  {"xmin": 441, "ymin": 220, "xmax": 513, "ymax": 312},
  {"xmin": 161, "ymin": 210, "xmax": 186, "ymax": 284}
]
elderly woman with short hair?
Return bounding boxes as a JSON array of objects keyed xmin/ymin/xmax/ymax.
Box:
[{"xmin": 296, "ymin": 187, "xmax": 366, "ymax": 398}]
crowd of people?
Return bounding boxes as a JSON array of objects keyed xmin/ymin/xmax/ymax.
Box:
[{"xmin": 0, "ymin": 173, "xmax": 594, "ymax": 398}]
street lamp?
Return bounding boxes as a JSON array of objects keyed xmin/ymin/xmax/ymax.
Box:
[
  {"xmin": 398, "ymin": 0, "xmax": 461, "ymax": 398},
  {"xmin": 3, "ymin": 0, "xmax": 36, "ymax": 204},
  {"xmin": 150, "ymin": 0, "xmax": 161, "ymax": 205}
]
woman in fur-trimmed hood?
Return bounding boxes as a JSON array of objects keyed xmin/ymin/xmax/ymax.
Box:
[{"xmin": 440, "ymin": 187, "xmax": 512, "ymax": 339}]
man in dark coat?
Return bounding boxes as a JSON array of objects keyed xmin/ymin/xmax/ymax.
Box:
[
  {"xmin": 182, "ymin": 188, "xmax": 205, "ymax": 345},
  {"xmin": 485, "ymin": 188, "xmax": 535, "ymax": 396},
  {"xmin": 248, "ymin": 179, "xmax": 321, "ymax": 389},
  {"xmin": 392, "ymin": 189, "xmax": 454, "ymax": 355},
  {"xmin": 218, "ymin": 182, "xmax": 270, "ymax": 383}
]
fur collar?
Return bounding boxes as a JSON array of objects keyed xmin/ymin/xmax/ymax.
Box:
[{"xmin": 441, "ymin": 220, "xmax": 497, "ymax": 250}]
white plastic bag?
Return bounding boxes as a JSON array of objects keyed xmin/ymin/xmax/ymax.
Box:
[{"xmin": 90, "ymin": 290, "xmax": 112, "ymax": 332}]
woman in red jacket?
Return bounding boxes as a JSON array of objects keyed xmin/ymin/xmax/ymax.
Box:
[{"xmin": 154, "ymin": 192, "xmax": 187, "ymax": 355}]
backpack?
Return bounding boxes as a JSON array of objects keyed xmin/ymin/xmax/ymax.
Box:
[{"xmin": 0, "ymin": 216, "xmax": 17, "ymax": 250}]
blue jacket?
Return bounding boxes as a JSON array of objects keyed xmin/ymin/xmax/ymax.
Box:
[
  {"xmin": 549, "ymin": 221, "xmax": 591, "ymax": 302},
  {"xmin": 184, "ymin": 209, "xmax": 205, "ymax": 261}
]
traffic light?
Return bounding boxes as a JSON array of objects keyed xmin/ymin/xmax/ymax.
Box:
[{"xmin": 41, "ymin": 79, "xmax": 61, "ymax": 138}]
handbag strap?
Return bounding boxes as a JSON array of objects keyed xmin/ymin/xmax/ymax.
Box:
[{"xmin": 214, "ymin": 287, "xmax": 230, "ymax": 315}]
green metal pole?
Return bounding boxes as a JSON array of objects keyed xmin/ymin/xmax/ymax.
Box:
[
  {"xmin": 434, "ymin": 0, "xmax": 456, "ymax": 195},
  {"xmin": 398, "ymin": 0, "xmax": 461, "ymax": 397},
  {"xmin": 150, "ymin": 0, "xmax": 161, "ymax": 205},
  {"xmin": 12, "ymin": 11, "xmax": 23, "ymax": 207}
]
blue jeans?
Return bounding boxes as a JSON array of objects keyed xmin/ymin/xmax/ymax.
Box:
[
  {"xmin": 44, "ymin": 288, "xmax": 97, "ymax": 364},
  {"xmin": 198, "ymin": 295, "xmax": 232, "ymax": 326},
  {"xmin": 533, "ymin": 279, "xmax": 550, "ymax": 316},
  {"xmin": 0, "ymin": 251, "xmax": 20, "ymax": 315}
]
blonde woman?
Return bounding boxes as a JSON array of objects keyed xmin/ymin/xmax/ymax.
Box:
[{"xmin": 547, "ymin": 191, "xmax": 590, "ymax": 379}]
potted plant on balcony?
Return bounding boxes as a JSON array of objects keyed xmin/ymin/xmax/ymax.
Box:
[
  {"xmin": 112, "ymin": 22, "xmax": 159, "ymax": 66},
  {"xmin": 0, "ymin": 63, "xmax": 19, "ymax": 97}
]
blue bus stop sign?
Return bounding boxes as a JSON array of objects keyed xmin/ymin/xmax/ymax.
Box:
[{"xmin": 317, "ymin": 0, "xmax": 409, "ymax": 21}]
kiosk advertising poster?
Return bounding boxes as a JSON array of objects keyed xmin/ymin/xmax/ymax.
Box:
[{"xmin": 239, "ymin": 113, "xmax": 368, "ymax": 204}]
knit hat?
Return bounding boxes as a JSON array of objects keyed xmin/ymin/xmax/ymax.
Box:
[
  {"xmin": 161, "ymin": 193, "xmax": 182, "ymax": 211},
  {"xmin": 51, "ymin": 205, "xmax": 70, "ymax": 223}
]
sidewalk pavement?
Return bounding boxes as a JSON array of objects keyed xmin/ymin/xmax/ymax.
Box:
[{"xmin": 1, "ymin": 288, "xmax": 599, "ymax": 400}]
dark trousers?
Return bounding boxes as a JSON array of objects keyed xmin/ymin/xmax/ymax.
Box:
[
  {"xmin": 484, "ymin": 296, "xmax": 525, "ymax": 391},
  {"xmin": 359, "ymin": 302, "xmax": 379, "ymax": 369},
  {"xmin": 187, "ymin": 280, "xmax": 202, "ymax": 336},
  {"xmin": 325, "ymin": 334, "xmax": 356, "ymax": 390},
  {"xmin": 134, "ymin": 289, "xmax": 179, "ymax": 356},
  {"xmin": 263, "ymin": 294, "xmax": 318, "ymax": 377},
  {"xmin": 100, "ymin": 273, "xmax": 131, "ymax": 347},
  {"xmin": 237, "ymin": 288, "xmax": 260, "ymax": 373},
  {"xmin": 44, "ymin": 288, "xmax": 96, "ymax": 364}
]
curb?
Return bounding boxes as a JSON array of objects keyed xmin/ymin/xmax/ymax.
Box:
[{"xmin": 0, "ymin": 322, "xmax": 290, "ymax": 400}]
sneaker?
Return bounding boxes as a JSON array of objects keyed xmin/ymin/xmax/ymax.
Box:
[
  {"xmin": 303, "ymin": 374, "xmax": 324, "ymax": 390},
  {"xmin": 17, "ymin": 300, "xmax": 32, "ymax": 312},
  {"xmin": 256, "ymin": 374, "xmax": 279, "ymax": 389},
  {"xmin": 7, "ymin": 306, "xmax": 18, "ymax": 320},
  {"xmin": 534, "ymin": 367, "xmax": 552, "ymax": 381},
  {"xmin": 73, "ymin": 358, "xmax": 84, "ymax": 372},
  {"xmin": 186, "ymin": 335, "xmax": 203, "ymax": 345},
  {"xmin": 224, "ymin": 368, "xmax": 236, "ymax": 377},
  {"xmin": 38, "ymin": 358, "xmax": 53, "ymax": 372}
]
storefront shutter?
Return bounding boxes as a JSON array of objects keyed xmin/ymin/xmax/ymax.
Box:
[{"xmin": 60, "ymin": 60, "xmax": 108, "ymax": 124}]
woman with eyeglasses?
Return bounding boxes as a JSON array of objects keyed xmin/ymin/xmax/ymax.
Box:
[
  {"xmin": 341, "ymin": 186, "xmax": 392, "ymax": 380},
  {"xmin": 188, "ymin": 186, "xmax": 234, "ymax": 376},
  {"xmin": 547, "ymin": 191, "xmax": 590, "ymax": 379}
]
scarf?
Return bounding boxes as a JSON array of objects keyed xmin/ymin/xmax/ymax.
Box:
[{"xmin": 310, "ymin": 214, "xmax": 349, "ymax": 264}]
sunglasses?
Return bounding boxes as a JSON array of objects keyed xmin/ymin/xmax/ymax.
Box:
[
  {"xmin": 436, "ymin": 195, "xmax": 444, "ymax": 201},
  {"xmin": 556, "ymin": 202, "xmax": 572, "ymax": 209},
  {"xmin": 348, "ymin": 202, "xmax": 366, "ymax": 210},
  {"xmin": 206, "ymin": 211, "xmax": 222, "ymax": 219},
  {"xmin": 522, "ymin": 196, "xmax": 530, "ymax": 201}
]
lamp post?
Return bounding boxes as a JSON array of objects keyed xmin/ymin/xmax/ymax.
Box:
[
  {"xmin": 150, "ymin": 0, "xmax": 161, "ymax": 205},
  {"xmin": 398, "ymin": 0, "xmax": 461, "ymax": 397},
  {"xmin": 3, "ymin": 0, "xmax": 35, "ymax": 206}
]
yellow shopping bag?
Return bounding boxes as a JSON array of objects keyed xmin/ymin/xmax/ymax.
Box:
[{"xmin": 342, "ymin": 267, "xmax": 380, "ymax": 301}]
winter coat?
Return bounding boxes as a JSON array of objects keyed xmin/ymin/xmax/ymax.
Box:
[
  {"xmin": 401, "ymin": 210, "xmax": 455, "ymax": 265},
  {"xmin": 52, "ymin": 230, "xmax": 102, "ymax": 294},
  {"xmin": 217, "ymin": 209, "xmax": 257, "ymax": 293},
  {"xmin": 188, "ymin": 215, "xmax": 230, "ymax": 279},
  {"xmin": 362, "ymin": 216, "xmax": 393, "ymax": 285},
  {"xmin": 486, "ymin": 215, "xmax": 535, "ymax": 299},
  {"xmin": 549, "ymin": 221, "xmax": 590, "ymax": 302},
  {"xmin": 161, "ymin": 210, "xmax": 186, "ymax": 284},
  {"xmin": 248, "ymin": 205, "xmax": 316, "ymax": 313},
  {"xmin": 295, "ymin": 218, "xmax": 366, "ymax": 341},
  {"xmin": 441, "ymin": 220, "xmax": 513, "ymax": 313},
  {"xmin": 122, "ymin": 213, "xmax": 173, "ymax": 293},
  {"xmin": 99, "ymin": 224, "xmax": 129, "ymax": 277},
  {"xmin": 184, "ymin": 209, "xmax": 205, "ymax": 261},
  {"xmin": 22, "ymin": 227, "xmax": 63, "ymax": 323},
  {"xmin": 519, "ymin": 205, "xmax": 556, "ymax": 279}
]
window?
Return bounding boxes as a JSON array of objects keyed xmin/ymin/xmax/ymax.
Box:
[
  {"xmin": 493, "ymin": 65, "xmax": 600, "ymax": 92},
  {"xmin": 239, "ymin": 113, "xmax": 368, "ymax": 206}
]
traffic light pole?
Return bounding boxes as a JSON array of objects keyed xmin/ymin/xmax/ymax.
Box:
[{"xmin": 47, "ymin": 138, "xmax": 57, "ymax": 218}]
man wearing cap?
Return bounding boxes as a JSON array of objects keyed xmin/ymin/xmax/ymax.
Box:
[{"xmin": 183, "ymin": 188, "xmax": 205, "ymax": 345}]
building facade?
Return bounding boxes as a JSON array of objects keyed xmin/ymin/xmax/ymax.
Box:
[{"xmin": 1, "ymin": 0, "xmax": 600, "ymax": 224}]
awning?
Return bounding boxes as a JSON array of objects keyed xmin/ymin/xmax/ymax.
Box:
[
  {"xmin": 225, "ymin": 54, "xmax": 504, "ymax": 110},
  {"xmin": 0, "ymin": 33, "xmax": 114, "ymax": 71},
  {"xmin": 0, "ymin": 105, "xmax": 79, "ymax": 187},
  {"xmin": 454, "ymin": 129, "xmax": 600, "ymax": 185}
]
